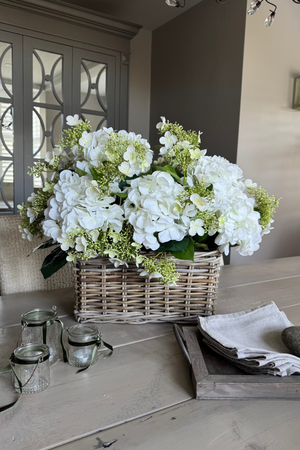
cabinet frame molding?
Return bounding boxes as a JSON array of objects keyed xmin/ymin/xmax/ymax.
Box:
[{"xmin": 0, "ymin": 0, "xmax": 141, "ymax": 42}]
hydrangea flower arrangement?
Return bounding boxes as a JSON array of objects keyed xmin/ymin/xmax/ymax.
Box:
[{"xmin": 18, "ymin": 115, "xmax": 279, "ymax": 285}]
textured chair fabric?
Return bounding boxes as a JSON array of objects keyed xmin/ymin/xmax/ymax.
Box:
[{"xmin": 0, "ymin": 215, "xmax": 74, "ymax": 295}]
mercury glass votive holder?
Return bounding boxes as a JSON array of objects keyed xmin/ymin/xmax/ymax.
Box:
[
  {"xmin": 21, "ymin": 306, "xmax": 60, "ymax": 365},
  {"xmin": 67, "ymin": 324, "xmax": 100, "ymax": 368},
  {"xmin": 11, "ymin": 343, "xmax": 50, "ymax": 394}
]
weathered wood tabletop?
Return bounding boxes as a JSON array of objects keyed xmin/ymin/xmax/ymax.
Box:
[{"xmin": 1, "ymin": 256, "xmax": 300, "ymax": 450}]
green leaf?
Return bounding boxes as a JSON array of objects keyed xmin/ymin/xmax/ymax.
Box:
[
  {"xmin": 77, "ymin": 167, "xmax": 87, "ymax": 177},
  {"xmin": 41, "ymin": 247, "xmax": 68, "ymax": 279},
  {"xmin": 194, "ymin": 243, "xmax": 209, "ymax": 251},
  {"xmin": 171, "ymin": 238, "xmax": 195, "ymax": 261},
  {"xmin": 162, "ymin": 165, "xmax": 182, "ymax": 184},
  {"xmin": 207, "ymin": 184, "xmax": 213, "ymax": 191},
  {"xmin": 89, "ymin": 167, "xmax": 99, "ymax": 181},
  {"xmin": 158, "ymin": 237, "xmax": 190, "ymax": 253},
  {"xmin": 119, "ymin": 179, "xmax": 129, "ymax": 190},
  {"xmin": 192, "ymin": 232, "xmax": 208, "ymax": 243},
  {"xmin": 114, "ymin": 192, "xmax": 128, "ymax": 199},
  {"xmin": 149, "ymin": 165, "xmax": 164, "ymax": 174},
  {"xmin": 28, "ymin": 239, "xmax": 56, "ymax": 257}
]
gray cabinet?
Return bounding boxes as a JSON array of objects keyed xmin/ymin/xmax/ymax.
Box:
[
  {"xmin": 0, "ymin": 33, "xmax": 119, "ymax": 214},
  {"xmin": 0, "ymin": 0, "xmax": 139, "ymax": 214}
]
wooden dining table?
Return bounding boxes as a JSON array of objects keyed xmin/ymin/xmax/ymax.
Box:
[{"xmin": 1, "ymin": 256, "xmax": 300, "ymax": 450}]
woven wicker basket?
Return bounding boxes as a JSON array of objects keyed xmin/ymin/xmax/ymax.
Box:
[{"xmin": 74, "ymin": 250, "xmax": 222, "ymax": 324}]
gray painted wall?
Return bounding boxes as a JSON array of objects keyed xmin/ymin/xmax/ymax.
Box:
[
  {"xmin": 150, "ymin": 0, "xmax": 247, "ymax": 163},
  {"xmin": 231, "ymin": 0, "xmax": 300, "ymax": 264},
  {"xmin": 128, "ymin": 29, "xmax": 152, "ymax": 140}
]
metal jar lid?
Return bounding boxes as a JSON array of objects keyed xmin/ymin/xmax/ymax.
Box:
[
  {"xmin": 21, "ymin": 306, "xmax": 58, "ymax": 327},
  {"xmin": 68, "ymin": 324, "xmax": 100, "ymax": 345},
  {"xmin": 11, "ymin": 343, "xmax": 50, "ymax": 365}
]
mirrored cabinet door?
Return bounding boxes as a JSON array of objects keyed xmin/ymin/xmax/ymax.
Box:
[
  {"xmin": 72, "ymin": 48, "xmax": 116, "ymax": 131},
  {"xmin": 0, "ymin": 31, "xmax": 23, "ymax": 215},
  {"xmin": 23, "ymin": 37, "xmax": 73, "ymax": 200},
  {"xmin": 0, "ymin": 32, "xmax": 121, "ymax": 215}
]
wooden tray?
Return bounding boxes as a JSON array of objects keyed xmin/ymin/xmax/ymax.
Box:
[{"xmin": 173, "ymin": 325, "xmax": 300, "ymax": 400}]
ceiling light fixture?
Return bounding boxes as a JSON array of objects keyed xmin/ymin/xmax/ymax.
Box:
[
  {"xmin": 165, "ymin": 0, "xmax": 186, "ymax": 8},
  {"xmin": 264, "ymin": 8, "xmax": 276, "ymax": 26},
  {"xmin": 247, "ymin": 0, "xmax": 277, "ymax": 27},
  {"xmin": 216, "ymin": 0, "xmax": 299, "ymax": 27},
  {"xmin": 247, "ymin": 0, "xmax": 263, "ymax": 15}
]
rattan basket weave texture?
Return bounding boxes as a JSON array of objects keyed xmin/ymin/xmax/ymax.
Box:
[{"xmin": 74, "ymin": 250, "xmax": 222, "ymax": 324}]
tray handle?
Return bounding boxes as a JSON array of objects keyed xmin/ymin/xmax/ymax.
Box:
[{"xmin": 173, "ymin": 324, "xmax": 191, "ymax": 365}]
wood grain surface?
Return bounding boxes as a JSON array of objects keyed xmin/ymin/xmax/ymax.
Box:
[
  {"xmin": 1, "ymin": 256, "xmax": 300, "ymax": 450},
  {"xmin": 56, "ymin": 398, "xmax": 300, "ymax": 450}
]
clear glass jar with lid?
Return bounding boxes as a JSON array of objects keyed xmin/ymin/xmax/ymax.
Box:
[
  {"xmin": 10, "ymin": 343, "xmax": 50, "ymax": 394},
  {"xmin": 21, "ymin": 306, "xmax": 61, "ymax": 365},
  {"xmin": 67, "ymin": 324, "xmax": 101, "ymax": 368}
]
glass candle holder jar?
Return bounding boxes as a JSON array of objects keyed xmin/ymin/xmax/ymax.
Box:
[
  {"xmin": 68, "ymin": 324, "xmax": 101, "ymax": 368},
  {"xmin": 21, "ymin": 306, "xmax": 61, "ymax": 365},
  {"xmin": 10, "ymin": 343, "xmax": 50, "ymax": 394}
]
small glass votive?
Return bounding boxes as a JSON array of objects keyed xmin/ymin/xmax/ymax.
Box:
[
  {"xmin": 67, "ymin": 324, "xmax": 100, "ymax": 368},
  {"xmin": 21, "ymin": 306, "xmax": 60, "ymax": 365},
  {"xmin": 11, "ymin": 343, "xmax": 50, "ymax": 394}
]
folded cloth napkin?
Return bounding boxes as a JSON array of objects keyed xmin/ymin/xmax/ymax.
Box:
[{"xmin": 198, "ymin": 301, "xmax": 300, "ymax": 376}]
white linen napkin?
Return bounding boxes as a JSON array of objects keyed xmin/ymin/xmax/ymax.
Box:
[{"xmin": 198, "ymin": 302, "xmax": 300, "ymax": 376}]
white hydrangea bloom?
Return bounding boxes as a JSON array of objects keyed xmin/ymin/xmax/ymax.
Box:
[
  {"xmin": 245, "ymin": 179, "xmax": 258, "ymax": 188},
  {"xmin": 190, "ymin": 193, "xmax": 207, "ymax": 211},
  {"xmin": 189, "ymin": 219, "xmax": 205, "ymax": 237},
  {"xmin": 139, "ymin": 269, "xmax": 163, "ymax": 280},
  {"xmin": 119, "ymin": 161, "xmax": 136, "ymax": 177},
  {"xmin": 18, "ymin": 225, "xmax": 34, "ymax": 242},
  {"xmin": 57, "ymin": 233, "xmax": 74, "ymax": 251},
  {"xmin": 42, "ymin": 182, "xmax": 54, "ymax": 193},
  {"xmin": 188, "ymin": 155, "xmax": 263, "ymax": 256},
  {"xmin": 215, "ymin": 198, "xmax": 262, "ymax": 256},
  {"xmin": 75, "ymin": 129, "xmax": 112, "ymax": 172},
  {"xmin": 159, "ymin": 131, "xmax": 177, "ymax": 149},
  {"xmin": 45, "ymin": 147, "xmax": 62, "ymax": 165},
  {"xmin": 123, "ymin": 145, "xmax": 137, "ymax": 164},
  {"xmin": 75, "ymin": 236, "xmax": 88, "ymax": 253},
  {"xmin": 88, "ymin": 229, "xmax": 99, "ymax": 242},
  {"xmin": 156, "ymin": 116, "xmax": 166, "ymax": 131},
  {"xmin": 108, "ymin": 257, "xmax": 128, "ymax": 268},
  {"xmin": 74, "ymin": 127, "xmax": 153, "ymax": 179},
  {"xmin": 43, "ymin": 219, "xmax": 62, "ymax": 241},
  {"xmin": 116, "ymin": 130, "xmax": 153, "ymax": 177},
  {"xmin": 66, "ymin": 254, "xmax": 77, "ymax": 262},
  {"xmin": 42, "ymin": 170, "xmax": 125, "ymax": 251},
  {"xmin": 27, "ymin": 192, "xmax": 36, "ymax": 202},
  {"xmin": 66, "ymin": 114, "xmax": 82, "ymax": 126},
  {"xmin": 189, "ymin": 148, "xmax": 202, "ymax": 160},
  {"xmin": 261, "ymin": 219, "xmax": 274, "ymax": 236},
  {"xmin": 124, "ymin": 171, "xmax": 188, "ymax": 251},
  {"xmin": 177, "ymin": 140, "xmax": 193, "ymax": 151},
  {"xmin": 27, "ymin": 207, "xmax": 38, "ymax": 224}
]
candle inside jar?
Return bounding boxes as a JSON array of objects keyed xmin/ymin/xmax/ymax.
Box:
[{"xmin": 73, "ymin": 348, "xmax": 93, "ymax": 364}]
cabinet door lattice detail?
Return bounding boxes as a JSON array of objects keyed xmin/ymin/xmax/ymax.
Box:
[{"xmin": 0, "ymin": 32, "xmax": 117, "ymax": 215}]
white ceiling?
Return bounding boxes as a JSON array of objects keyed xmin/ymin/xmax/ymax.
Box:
[{"xmin": 55, "ymin": 0, "xmax": 204, "ymax": 31}]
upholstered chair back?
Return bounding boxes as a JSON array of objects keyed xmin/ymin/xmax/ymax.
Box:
[{"xmin": 0, "ymin": 215, "xmax": 74, "ymax": 295}]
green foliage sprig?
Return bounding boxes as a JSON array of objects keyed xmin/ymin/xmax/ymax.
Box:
[{"xmin": 248, "ymin": 186, "xmax": 280, "ymax": 230}]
